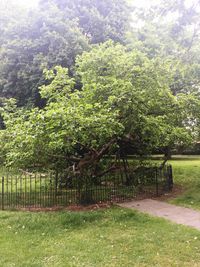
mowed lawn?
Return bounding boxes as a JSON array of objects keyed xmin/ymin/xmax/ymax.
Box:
[
  {"xmin": 1, "ymin": 156, "xmax": 200, "ymax": 266},
  {"xmin": 0, "ymin": 207, "xmax": 200, "ymax": 267},
  {"xmin": 169, "ymin": 156, "xmax": 200, "ymax": 210}
]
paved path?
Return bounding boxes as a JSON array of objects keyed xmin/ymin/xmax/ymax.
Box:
[{"xmin": 119, "ymin": 199, "xmax": 200, "ymax": 230}]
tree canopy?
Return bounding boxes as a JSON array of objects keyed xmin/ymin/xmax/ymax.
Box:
[
  {"xmin": 1, "ymin": 42, "xmax": 199, "ymax": 174},
  {"xmin": 129, "ymin": 0, "xmax": 200, "ymax": 95},
  {"xmin": 0, "ymin": 0, "xmax": 131, "ymax": 107},
  {"xmin": 0, "ymin": 0, "xmax": 200, "ymax": 173},
  {"xmin": 39, "ymin": 0, "xmax": 131, "ymax": 44},
  {"xmin": 0, "ymin": 3, "xmax": 89, "ymax": 107}
]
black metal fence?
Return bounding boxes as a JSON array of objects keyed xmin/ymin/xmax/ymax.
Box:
[{"xmin": 0, "ymin": 165, "xmax": 173, "ymax": 210}]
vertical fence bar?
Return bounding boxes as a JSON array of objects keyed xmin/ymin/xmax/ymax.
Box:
[
  {"xmin": 155, "ymin": 168, "xmax": 159, "ymax": 197},
  {"xmin": 25, "ymin": 174, "xmax": 27, "ymax": 208},
  {"xmin": 44, "ymin": 176, "xmax": 46, "ymax": 207},
  {"xmin": 48, "ymin": 172, "xmax": 53, "ymax": 206},
  {"xmin": 19, "ymin": 175, "xmax": 21, "ymax": 208},
  {"xmin": 11, "ymin": 175, "xmax": 13, "ymax": 208},
  {"xmin": 39, "ymin": 174, "xmax": 42, "ymax": 207},
  {"xmin": 15, "ymin": 175, "xmax": 17, "ymax": 208},
  {"xmin": 55, "ymin": 170, "xmax": 58, "ymax": 206},
  {"xmin": 30, "ymin": 175, "xmax": 32, "ymax": 207},
  {"xmin": 34, "ymin": 174, "xmax": 37, "ymax": 208},
  {"xmin": 6, "ymin": 175, "xmax": 8, "ymax": 209},
  {"xmin": 2, "ymin": 177, "xmax": 4, "ymax": 210},
  {"xmin": 169, "ymin": 165, "xmax": 173, "ymax": 191}
]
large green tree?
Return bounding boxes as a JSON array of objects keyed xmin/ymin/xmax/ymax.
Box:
[{"xmin": 1, "ymin": 42, "xmax": 198, "ymax": 174}]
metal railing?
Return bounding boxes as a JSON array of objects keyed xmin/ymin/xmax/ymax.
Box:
[{"xmin": 0, "ymin": 165, "xmax": 173, "ymax": 210}]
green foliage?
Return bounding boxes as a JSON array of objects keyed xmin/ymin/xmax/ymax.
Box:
[
  {"xmin": 0, "ymin": 3, "xmax": 89, "ymax": 107},
  {"xmin": 129, "ymin": 0, "xmax": 200, "ymax": 96},
  {"xmin": 39, "ymin": 0, "xmax": 131, "ymax": 44},
  {"xmin": 1, "ymin": 0, "xmax": 200, "ymax": 172},
  {"xmin": 0, "ymin": 0, "xmax": 131, "ymax": 107},
  {"xmin": 77, "ymin": 41, "xmax": 196, "ymax": 149},
  {"xmin": 1, "ymin": 42, "xmax": 198, "ymax": 173}
]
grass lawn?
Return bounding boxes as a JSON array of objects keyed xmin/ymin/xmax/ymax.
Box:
[
  {"xmin": 168, "ymin": 156, "xmax": 200, "ymax": 210},
  {"xmin": 1, "ymin": 156, "xmax": 200, "ymax": 266},
  {"xmin": 1, "ymin": 207, "xmax": 200, "ymax": 267}
]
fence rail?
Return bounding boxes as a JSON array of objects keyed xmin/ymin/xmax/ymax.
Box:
[{"xmin": 0, "ymin": 165, "xmax": 173, "ymax": 210}]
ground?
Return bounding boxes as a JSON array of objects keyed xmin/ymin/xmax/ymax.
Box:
[
  {"xmin": 0, "ymin": 156, "xmax": 200, "ymax": 267},
  {"xmin": 120, "ymin": 199, "xmax": 200, "ymax": 230},
  {"xmin": 168, "ymin": 156, "xmax": 200, "ymax": 209},
  {"xmin": 1, "ymin": 207, "xmax": 200, "ymax": 267}
]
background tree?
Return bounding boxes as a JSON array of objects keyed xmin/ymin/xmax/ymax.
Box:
[
  {"xmin": 0, "ymin": 4, "xmax": 89, "ymax": 107},
  {"xmin": 128, "ymin": 0, "xmax": 200, "ymax": 95},
  {"xmin": 126, "ymin": 0, "xmax": 200, "ymax": 156},
  {"xmin": 0, "ymin": 0, "xmax": 131, "ymax": 108},
  {"xmin": 39, "ymin": 0, "xmax": 131, "ymax": 44}
]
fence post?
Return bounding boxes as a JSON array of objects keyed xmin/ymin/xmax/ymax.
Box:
[
  {"xmin": 167, "ymin": 165, "xmax": 173, "ymax": 191},
  {"xmin": 2, "ymin": 177, "xmax": 4, "ymax": 210},
  {"xmin": 55, "ymin": 170, "xmax": 58, "ymax": 206},
  {"xmin": 155, "ymin": 168, "xmax": 159, "ymax": 197}
]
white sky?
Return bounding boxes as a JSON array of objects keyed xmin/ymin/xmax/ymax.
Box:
[
  {"xmin": 132, "ymin": 0, "xmax": 196, "ymax": 9},
  {"xmin": 16, "ymin": 0, "xmax": 39, "ymax": 8},
  {"xmin": 10, "ymin": 0, "xmax": 199, "ymax": 9},
  {"xmin": 132, "ymin": 0, "xmax": 160, "ymax": 8},
  {"xmin": 15, "ymin": 0, "xmax": 151, "ymax": 8},
  {"xmin": 17, "ymin": 0, "xmax": 159, "ymax": 8}
]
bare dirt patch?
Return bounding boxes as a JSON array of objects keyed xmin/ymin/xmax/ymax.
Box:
[
  {"xmin": 153, "ymin": 184, "xmax": 185, "ymax": 201},
  {"xmin": 18, "ymin": 203, "xmax": 112, "ymax": 212}
]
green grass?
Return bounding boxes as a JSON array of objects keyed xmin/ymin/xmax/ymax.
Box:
[
  {"xmin": 168, "ymin": 157, "xmax": 200, "ymax": 210},
  {"xmin": 126, "ymin": 155, "xmax": 200, "ymax": 210},
  {"xmin": 125, "ymin": 155, "xmax": 200, "ymax": 210},
  {"xmin": 1, "ymin": 156, "xmax": 200, "ymax": 266},
  {"xmin": 1, "ymin": 207, "xmax": 200, "ymax": 267}
]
